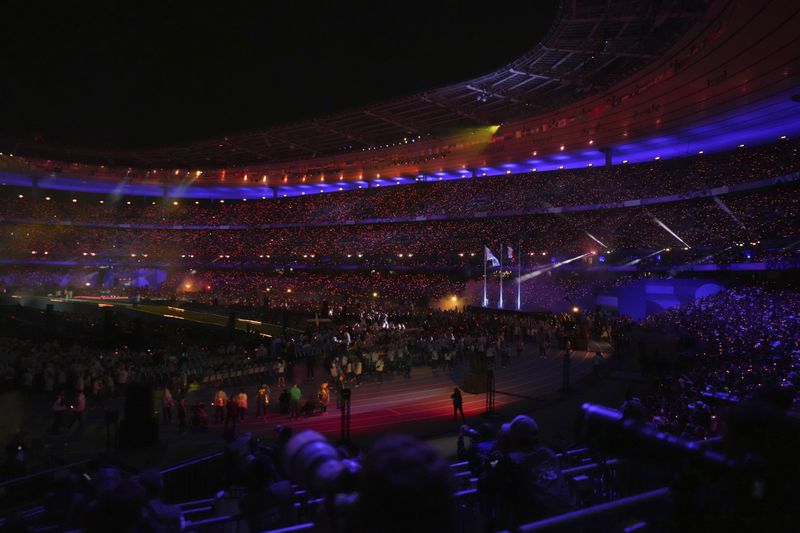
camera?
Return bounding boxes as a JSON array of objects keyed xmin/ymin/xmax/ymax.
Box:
[
  {"xmin": 283, "ymin": 430, "xmax": 360, "ymax": 496},
  {"xmin": 282, "ymin": 430, "xmax": 362, "ymax": 531}
]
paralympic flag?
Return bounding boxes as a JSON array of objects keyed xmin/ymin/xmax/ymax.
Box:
[
  {"xmin": 507, "ymin": 245, "xmax": 515, "ymax": 262},
  {"xmin": 485, "ymin": 246, "xmax": 500, "ymax": 267}
]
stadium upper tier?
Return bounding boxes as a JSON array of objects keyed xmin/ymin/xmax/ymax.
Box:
[
  {"xmin": 1, "ymin": 139, "xmax": 798, "ymax": 271},
  {"xmin": 2, "ymin": 0, "xmax": 800, "ymax": 200},
  {"xmin": 1, "ymin": 139, "xmax": 797, "ymax": 228}
]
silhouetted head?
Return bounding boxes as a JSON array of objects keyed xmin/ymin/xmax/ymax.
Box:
[{"xmin": 359, "ymin": 435, "xmax": 455, "ymax": 533}]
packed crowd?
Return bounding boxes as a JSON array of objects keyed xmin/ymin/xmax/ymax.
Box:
[
  {"xmin": 1, "ymin": 139, "xmax": 797, "ymax": 227},
  {"xmin": 1, "ymin": 182, "xmax": 799, "ymax": 269},
  {"xmin": 0, "ymin": 269, "xmax": 467, "ymax": 310},
  {"xmin": 628, "ymin": 287, "xmax": 800, "ymax": 439},
  {"xmin": 161, "ymin": 270, "xmax": 465, "ymax": 310}
]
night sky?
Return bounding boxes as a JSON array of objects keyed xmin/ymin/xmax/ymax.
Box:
[{"xmin": 0, "ymin": 2, "xmax": 559, "ymax": 150}]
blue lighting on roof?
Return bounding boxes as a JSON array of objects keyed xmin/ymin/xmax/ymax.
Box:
[{"xmin": 3, "ymin": 90, "xmax": 800, "ymax": 199}]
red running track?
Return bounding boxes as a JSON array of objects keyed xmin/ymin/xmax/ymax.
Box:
[{"xmin": 217, "ymin": 348, "xmax": 596, "ymax": 440}]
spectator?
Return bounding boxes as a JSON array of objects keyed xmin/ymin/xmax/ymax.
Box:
[
  {"xmin": 359, "ymin": 435, "xmax": 456, "ymax": 533},
  {"xmin": 485, "ymin": 415, "xmax": 573, "ymax": 529}
]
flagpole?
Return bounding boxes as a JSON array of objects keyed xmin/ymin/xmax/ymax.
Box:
[
  {"xmin": 517, "ymin": 240, "xmax": 522, "ymax": 311},
  {"xmin": 483, "ymin": 247, "xmax": 488, "ymax": 307},
  {"xmin": 499, "ymin": 244, "xmax": 504, "ymax": 309}
]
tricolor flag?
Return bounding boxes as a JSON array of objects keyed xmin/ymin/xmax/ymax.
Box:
[
  {"xmin": 484, "ymin": 246, "xmax": 500, "ymax": 267},
  {"xmin": 507, "ymin": 245, "xmax": 515, "ymax": 262}
]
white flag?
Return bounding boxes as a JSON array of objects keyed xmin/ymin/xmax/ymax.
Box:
[{"xmin": 484, "ymin": 246, "xmax": 500, "ymax": 267}]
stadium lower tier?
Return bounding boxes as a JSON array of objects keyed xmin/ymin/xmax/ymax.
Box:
[
  {"xmin": 3, "ymin": 266, "xmax": 796, "ymax": 318},
  {"xmin": 1, "ymin": 182, "xmax": 799, "ymax": 269},
  {"xmin": 0, "ymin": 268, "xmax": 629, "ymax": 312}
]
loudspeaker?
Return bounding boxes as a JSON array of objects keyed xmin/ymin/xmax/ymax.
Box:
[
  {"xmin": 119, "ymin": 383, "xmax": 158, "ymax": 448},
  {"xmin": 462, "ymin": 371, "xmax": 487, "ymax": 394},
  {"xmin": 124, "ymin": 383, "xmax": 154, "ymax": 421}
]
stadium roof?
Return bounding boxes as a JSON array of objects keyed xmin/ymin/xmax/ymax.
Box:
[{"xmin": 2, "ymin": 0, "xmax": 705, "ymax": 169}]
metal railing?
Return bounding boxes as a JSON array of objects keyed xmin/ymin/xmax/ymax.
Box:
[
  {"xmin": 158, "ymin": 451, "xmax": 227, "ymax": 504},
  {"xmin": 517, "ymin": 487, "xmax": 672, "ymax": 532}
]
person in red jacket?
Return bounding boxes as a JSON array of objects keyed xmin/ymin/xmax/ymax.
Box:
[
  {"xmin": 212, "ymin": 386, "xmax": 228, "ymax": 424},
  {"xmin": 237, "ymin": 388, "xmax": 248, "ymax": 420}
]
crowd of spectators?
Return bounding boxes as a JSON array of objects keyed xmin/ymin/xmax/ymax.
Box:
[
  {"xmin": 0, "ymin": 138, "xmax": 798, "ymax": 278},
  {"xmin": 1, "ymin": 138, "xmax": 797, "ymax": 227},
  {"xmin": 1, "ymin": 181, "xmax": 798, "ymax": 269},
  {"xmin": 0, "ymin": 269, "xmax": 466, "ymax": 311},
  {"xmin": 1, "ymin": 140, "xmax": 799, "ymax": 530},
  {"xmin": 0, "ymin": 263, "xmax": 657, "ymax": 316},
  {"xmin": 628, "ymin": 287, "xmax": 800, "ymax": 439}
]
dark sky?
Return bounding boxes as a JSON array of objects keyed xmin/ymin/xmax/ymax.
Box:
[{"xmin": 0, "ymin": 2, "xmax": 559, "ymax": 150}]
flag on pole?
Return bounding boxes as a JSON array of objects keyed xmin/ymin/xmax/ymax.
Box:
[
  {"xmin": 516, "ymin": 241, "xmax": 522, "ymax": 311},
  {"xmin": 484, "ymin": 246, "xmax": 500, "ymax": 267},
  {"xmin": 507, "ymin": 245, "xmax": 515, "ymax": 262},
  {"xmin": 498, "ymin": 244, "xmax": 504, "ymax": 309}
]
